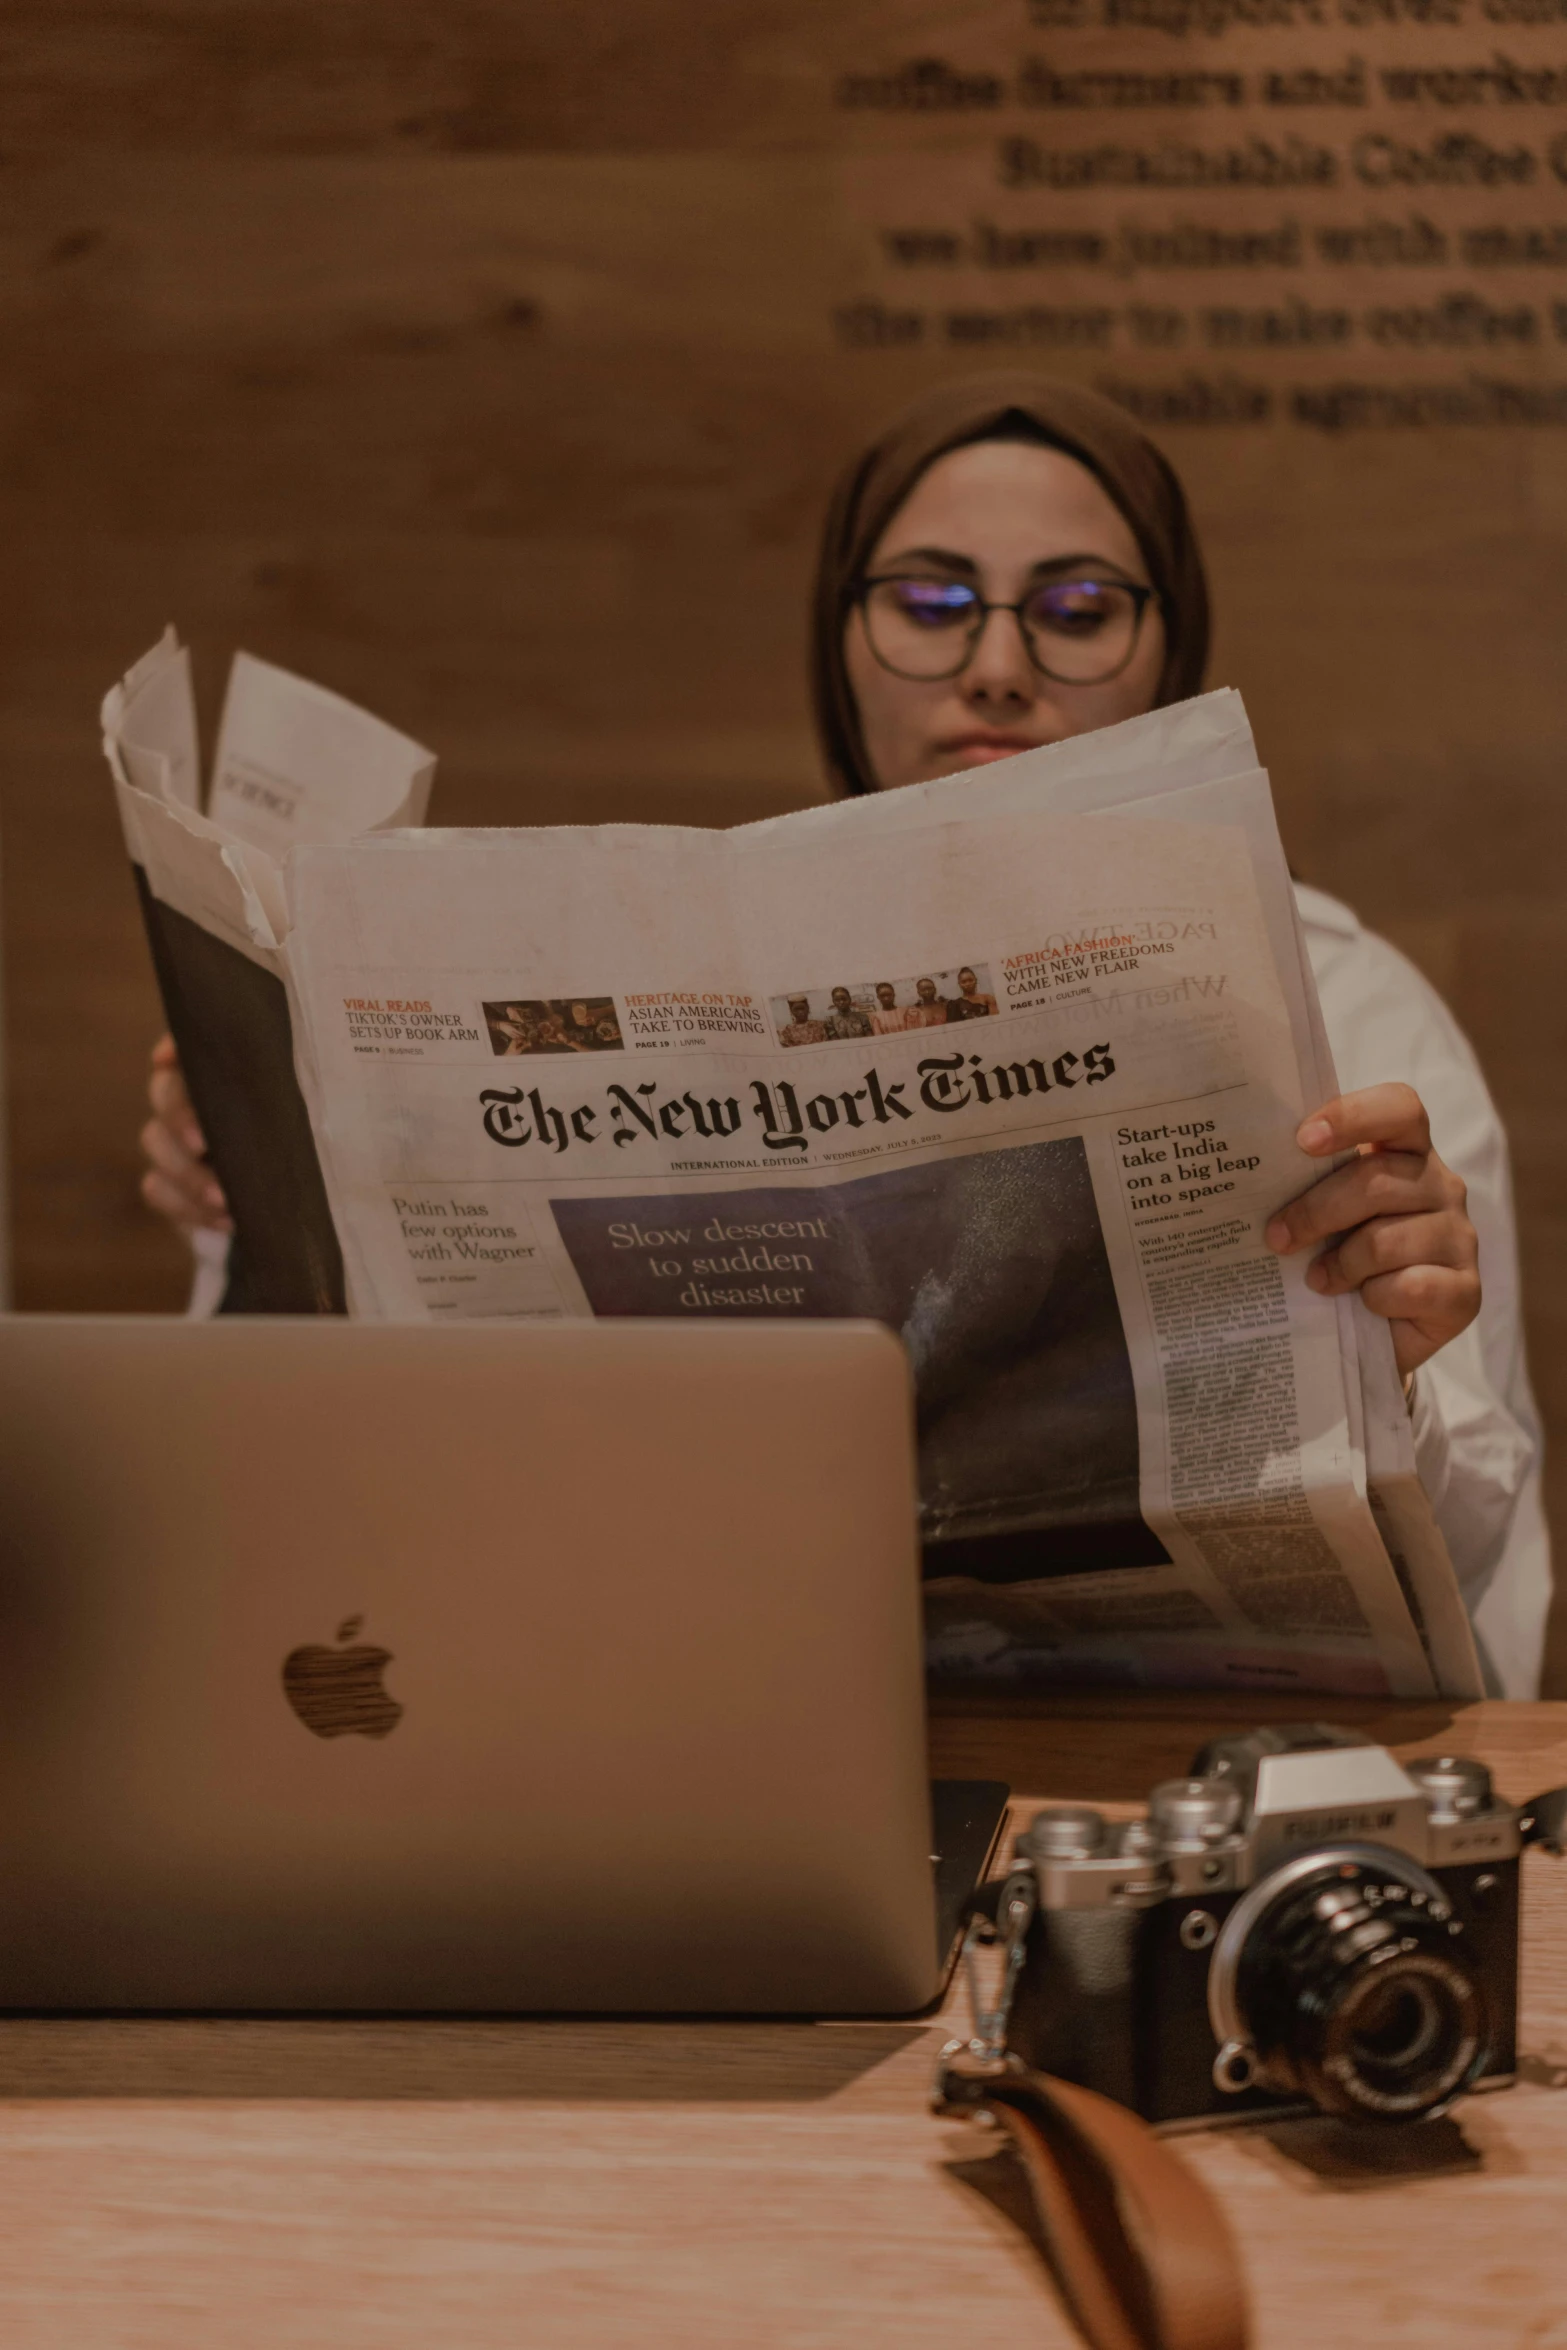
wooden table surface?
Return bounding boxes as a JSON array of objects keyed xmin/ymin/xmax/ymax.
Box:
[{"xmin": 3, "ymin": 1694, "xmax": 1566, "ymax": 2349}]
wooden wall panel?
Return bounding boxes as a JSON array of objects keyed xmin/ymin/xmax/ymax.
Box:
[{"xmin": 2, "ymin": 2, "xmax": 1564, "ymax": 1670}]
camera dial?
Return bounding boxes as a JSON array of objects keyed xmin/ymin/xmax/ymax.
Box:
[
  {"xmin": 1148, "ymin": 1777, "xmax": 1243, "ymax": 1852},
  {"xmin": 1019, "ymin": 1806, "xmax": 1105, "ymax": 1860},
  {"xmin": 1207, "ymin": 1843, "xmax": 1489, "ymax": 2122},
  {"xmin": 1404, "ymin": 1753, "xmax": 1494, "ymax": 1824}
]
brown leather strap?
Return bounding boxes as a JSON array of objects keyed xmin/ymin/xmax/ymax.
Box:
[{"xmin": 978, "ymin": 2070, "xmax": 1250, "ymax": 2350}]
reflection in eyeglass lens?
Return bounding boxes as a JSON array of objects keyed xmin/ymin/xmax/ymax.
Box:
[
  {"xmin": 885, "ymin": 579, "xmax": 978, "ymax": 630},
  {"xmin": 1025, "ymin": 579, "xmax": 1127, "ymax": 639}
]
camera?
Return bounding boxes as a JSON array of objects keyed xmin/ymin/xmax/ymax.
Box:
[{"xmin": 946, "ymin": 1723, "xmax": 1567, "ymax": 2131}]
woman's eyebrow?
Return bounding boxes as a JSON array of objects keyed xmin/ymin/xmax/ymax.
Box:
[
  {"xmin": 873, "ymin": 546, "xmax": 1146, "ymax": 583},
  {"xmin": 873, "ymin": 545, "xmax": 980, "ymax": 575},
  {"xmin": 1027, "ymin": 551, "xmax": 1142, "ymax": 583}
]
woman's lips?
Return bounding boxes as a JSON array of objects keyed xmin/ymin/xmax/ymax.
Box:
[{"xmin": 938, "ymin": 735, "xmax": 1039, "ymax": 766}]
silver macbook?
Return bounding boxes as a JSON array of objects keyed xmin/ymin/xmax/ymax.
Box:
[{"xmin": 0, "ymin": 1315, "xmax": 1002, "ymax": 2013}]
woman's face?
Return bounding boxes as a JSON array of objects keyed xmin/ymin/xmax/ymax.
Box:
[{"xmin": 844, "ymin": 439, "xmax": 1166, "ymax": 792}]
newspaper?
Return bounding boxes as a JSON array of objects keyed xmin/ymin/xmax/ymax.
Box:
[
  {"xmin": 104, "ymin": 631, "xmax": 1482, "ymax": 1701},
  {"xmin": 102, "ymin": 630, "xmax": 434, "ymax": 1312}
]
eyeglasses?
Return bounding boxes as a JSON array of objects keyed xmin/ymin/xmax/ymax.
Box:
[{"xmin": 854, "ymin": 572, "xmax": 1158, "ymax": 686}]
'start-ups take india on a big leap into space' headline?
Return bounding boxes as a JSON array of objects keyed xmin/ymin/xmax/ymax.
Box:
[{"xmin": 103, "ymin": 630, "xmax": 1480, "ymax": 1702}]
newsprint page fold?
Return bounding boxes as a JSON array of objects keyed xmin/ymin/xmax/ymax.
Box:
[{"xmin": 104, "ymin": 632, "xmax": 1483, "ymax": 1702}]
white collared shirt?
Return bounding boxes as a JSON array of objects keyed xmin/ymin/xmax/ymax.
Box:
[{"xmin": 1297, "ymin": 882, "xmax": 1549, "ymax": 1696}]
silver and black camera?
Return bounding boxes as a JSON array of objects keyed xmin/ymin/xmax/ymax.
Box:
[{"xmin": 942, "ymin": 1723, "xmax": 1567, "ymax": 2131}]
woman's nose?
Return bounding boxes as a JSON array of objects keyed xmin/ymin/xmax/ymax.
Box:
[{"xmin": 960, "ymin": 607, "xmax": 1035, "ymax": 708}]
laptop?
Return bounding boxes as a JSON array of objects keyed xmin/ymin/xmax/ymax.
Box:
[{"xmin": 0, "ymin": 1315, "xmax": 1004, "ymax": 2013}]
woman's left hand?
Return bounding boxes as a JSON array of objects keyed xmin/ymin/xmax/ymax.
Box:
[{"xmin": 1264, "ymin": 1082, "xmax": 1481, "ymax": 1379}]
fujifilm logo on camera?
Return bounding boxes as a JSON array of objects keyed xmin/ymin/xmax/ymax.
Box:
[
  {"xmin": 941, "ymin": 1723, "xmax": 1567, "ymax": 2135},
  {"xmin": 1282, "ymin": 1807, "xmax": 1398, "ymax": 1842}
]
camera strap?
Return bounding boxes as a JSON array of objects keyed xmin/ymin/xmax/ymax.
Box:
[
  {"xmin": 937, "ymin": 1872, "xmax": 1249, "ymax": 2349},
  {"xmin": 963, "ymin": 2064, "xmax": 1250, "ymax": 2350}
]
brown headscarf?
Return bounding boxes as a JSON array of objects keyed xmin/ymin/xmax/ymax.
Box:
[{"xmin": 810, "ymin": 373, "xmax": 1211, "ymax": 797}]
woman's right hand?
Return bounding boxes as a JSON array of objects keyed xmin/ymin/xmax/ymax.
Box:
[{"xmin": 141, "ymin": 1035, "xmax": 232, "ymax": 1235}]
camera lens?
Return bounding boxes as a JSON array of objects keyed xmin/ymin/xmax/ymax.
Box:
[
  {"xmin": 1350, "ymin": 1978, "xmax": 1445, "ymax": 2071},
  {"xmin": 1219, "ymin": 1852, "xmax": 1489, "ymax": 2122}
]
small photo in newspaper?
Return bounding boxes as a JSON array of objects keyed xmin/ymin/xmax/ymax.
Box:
[
  {"xmin": 771, "ymin": 963, "xmax": 998, "ymax": 1046},
  {"xmin": 482, "ymin": 997, "xmax": 624, "ymax": 1056}
]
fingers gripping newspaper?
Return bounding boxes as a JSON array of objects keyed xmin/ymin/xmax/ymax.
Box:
[{"xmin": 104, "ymin": 633, "xmax": 1480, "ymax": 1700}]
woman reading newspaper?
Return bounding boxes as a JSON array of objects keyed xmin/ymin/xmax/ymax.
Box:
[{"xmin": 138, "ymin": 373, "xmax": 1547, "ymax": 1696}]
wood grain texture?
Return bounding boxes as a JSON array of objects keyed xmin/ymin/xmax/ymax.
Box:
[
  {"xmin": 0, "ymin": 1697, "xmax": 1563, "ymax": 2346},
  {"xmin": 1, "ymin": 5, "xmax": 1563, "ymax": 1670}
]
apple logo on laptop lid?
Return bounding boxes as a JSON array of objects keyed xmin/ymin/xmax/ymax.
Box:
[{"xmin": 282, "ymin": 1615, "xmax": 404, "ymax": 1740}]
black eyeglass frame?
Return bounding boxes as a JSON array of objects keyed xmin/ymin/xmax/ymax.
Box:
[{"xmin": 851, "ymin": 573, "xmax": 1160, "ymax": 687}]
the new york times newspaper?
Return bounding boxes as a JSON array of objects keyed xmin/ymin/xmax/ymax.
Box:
[{"xmin": 104, "ymin": 637, "xmax": 1480, "ymax": 1701}]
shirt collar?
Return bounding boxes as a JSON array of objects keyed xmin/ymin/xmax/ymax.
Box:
[{"xmin": 1292, "ymin": 879, "xmax": 1363, "ymax": 940}]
